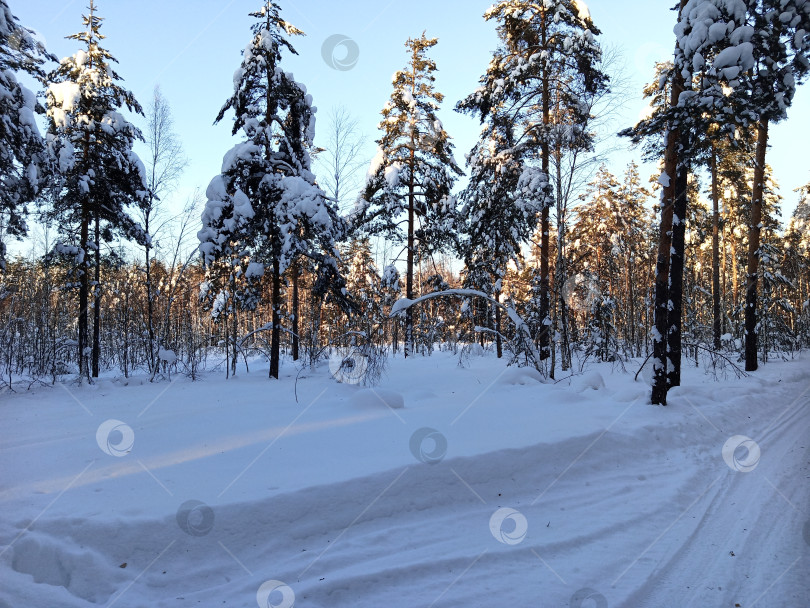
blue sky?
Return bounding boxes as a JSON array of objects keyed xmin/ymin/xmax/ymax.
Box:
[{"xmin": 11, "ymin": 0, "xmax": 810, "ymax": 230}]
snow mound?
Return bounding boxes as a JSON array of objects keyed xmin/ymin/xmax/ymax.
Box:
[
  {"xmin": 572, "ymin": 370, "xmax": 606, "ymax": 392},
  {"xmin": 497, "ymin": 367, "xmax": 545, "ymax": 385},
  {"xmin": 11, "ymin": 535, "xmax": 121, "ymax": 603},
  {"xmin": 158, "ymin": 347, "xmax": 177, "ymax": 364},
  {"xmin": 351, "ymin": 388, "xmax": 405, "ymax": 409},
  {"xmin": 465, "ymin": 343, "xmax": 485, "ymax": 357}
]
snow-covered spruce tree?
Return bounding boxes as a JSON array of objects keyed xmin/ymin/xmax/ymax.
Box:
[
  {"xmin": 522, "ymin": 267, "xmax": 545, "ymax": 348},
  {"xmin": 45, "ymin": 1, "xmax": 148, "ymax": 380},
  {"xmin": 459, "ymin": 262, "xmax": 494, "ymax": 349},
  {"xmin": 457, "ymin": 0, "xmax": 608, "ymax": 363},
  {"xmin": 758, "ymin": 239, "xmax": 794, "ymax": 359},
  {"xmin": 355, "ymin": 33, "xmax": 462, "ymax": 358},
  {"xmin": 344, "ymin": 237, "xmax": 383, "ymax": 339},
  {"xmin": 199, "ymin": 1, "xmax": 345, "ymax": 379},
  {"xmin": 582, "ymin": 293, "xmax": 619, "ymax": 363},
  {"xmin": 0, "ymin": 1, "xmax": 55, "ymax": 269},
  {"xmin": 456, "ymin": 113, "xmax": 547, "ymax": 360},
  {"xmin": 675, "ymin": 0, "xmax": 810, "ymax": 371},
  {"xmin": 197, "ymin": 185, "xmax": 261, "ymax": 378},
  {"xmin": 380, "ymin": 262, "xmax": 402, "ymax": 351}
]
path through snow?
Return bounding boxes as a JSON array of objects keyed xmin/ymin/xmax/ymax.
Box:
[{"xmin": 0, "ymin": 352, "xmax": 808, "ymax": 607}]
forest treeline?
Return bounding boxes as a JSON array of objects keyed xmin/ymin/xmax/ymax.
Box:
[{"xmin": 1, "ymin": 1, "xmax": 809, "ymax": 401}]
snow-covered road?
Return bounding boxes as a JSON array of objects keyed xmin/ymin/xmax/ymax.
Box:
[{"xmin": 1, "ymin": 352, "xmax": 808, "ymax": 607}]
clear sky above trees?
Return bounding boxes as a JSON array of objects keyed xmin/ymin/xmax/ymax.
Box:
[{"xmin": 11, "ymin": 0, "xmax": 810, "ymax": 232}]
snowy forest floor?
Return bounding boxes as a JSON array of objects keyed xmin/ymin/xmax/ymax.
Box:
[{"xmin": 1, "ymin": 349, "xmax": 808, "ymax": 608}]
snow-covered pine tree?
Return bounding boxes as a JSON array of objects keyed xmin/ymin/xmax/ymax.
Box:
[
  {"xmin": 0, "ymin": 1, "xmax": 55, "ymax": 269},
  {"xmin": 355, "ymin": 33, "xmax": 462, "ymax": 358},
  {"xmin": 45, "ymin": 0, "xmax": 148, "ymax": 380},
  {"xmin": 621, "ymin": 60, "xmax": 684, "ymax": 384},
  {"xmin": 456, "ymin": 103, "xmax": 549, "ymax": 359},
  {"xmin": 457, "ymin": 0, "xmax": 608, "ymax": 363},
  {"xmin": 621, "ymin": 0, "xmax": 693, "ymax": 404},
  {"xmin": 617, "ymin": 162, "xmax": 653, "ymax": 356},
  {"xmin": 199, "ymin": 1, "xmax": 345, "ymax": 379},
  {"xmin": 569, "ymin": 166, "xmax": 618, "ymax": 356},
  {"xmin": 675, "ymin": 0, "xmax": 810, "ymax": 370},
  {"xmin": 783, "ymin": 186, "xmax": 810, "ymax": 347}
]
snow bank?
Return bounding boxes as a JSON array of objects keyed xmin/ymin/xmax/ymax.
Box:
[{"xmin": 572, "ymin": 370, "xmax": 606, "ymax": 392}]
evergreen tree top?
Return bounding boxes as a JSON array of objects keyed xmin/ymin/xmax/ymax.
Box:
[
  {"xmin": 458, "ymin": 0, "xmax": 608, "ymax": 172},
  {"xmin": 199, "ymin": 0, "xmax": 344, "ymax": 279},
  {"xmin": 354, "ymin": 32, "xmax": 460, "ymax": 257},
  {"xmin": 216, "ymin": 0, "xmax": 308, "ymax": 137},
  {"xmin": 43, "ymin": 0, "xmax": 149, "ymax": 248},
  {"xmin": 460, "ymin": 0, "xmax": 606, "ymax": 121},
  {"xmin": 67, "ymin": 1, "xmax": 106, "ymax": 46},
  {"xmin": 249, "ymin": 1, "xmax": 303, "ymax": 41},
  {"xmin": 49, "ymin": 0, "xmax": 142, "ymax": 125},
  {"xmin": 391, "ymin": 33, "xmax": 442, "ymax": 104}
]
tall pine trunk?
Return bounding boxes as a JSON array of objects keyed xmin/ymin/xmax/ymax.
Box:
[
  {"xmin": 745, "ymin": 119, "xmax": 768, "ymax": 371},
  {"xmin": 270, "ymin": 259, "xmax": 281, "ymax": 379},
  {"xmin": 231, "ymin": 300, "xmax": 238, "ymax": 377},
  {"xmin": 538, "ymin": 20, "xmax": 551, "ymax": 362},
  {"xmin": 666, "ymin": 142, "xmax": 688, "ymax": 388},
  {"xmin": 224, "ymin": 306, "xmax": 229, "ymax": 380},
  {"xmin": 291, "ymin": 261, "xmax": 299, "ymax": 361},
  {"xmin": 78, "ymin": 207, "xmax": 90, "ymax": 382},
  {"xmin": 77, "ymin": 128, "xmax": 92, "ymax": 383},
  {"xmin": 711, "ymin": 146, "xmax": 722, "ymax": 349},
  {"xmin": 555, "ymin": 159, "xmax": 571, "ymax": 371},
  {"xmin": 651, "ymin": 163, "xmax": 675, "ymax": 405},
  {"xmin": 309, "ymin": 290, "xmax": 322, "ymax": 365},
  {"xmin": 494, "ymin": 290, "xmax": 502, "ymax": 358},
  {"xmin": 92, "ymin": 210, "xmax": 101, "ymax": 378},
  {"xmin": 405, "ymin": 138, "xmax": 415, "ymax": 358},
  {"xmin": 627, "ymin": 257, "xmax": 636, "ymax": 356},
  {"xmin": 651, "ymin": 0, "xmax": 687, "ymax": 406}
]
